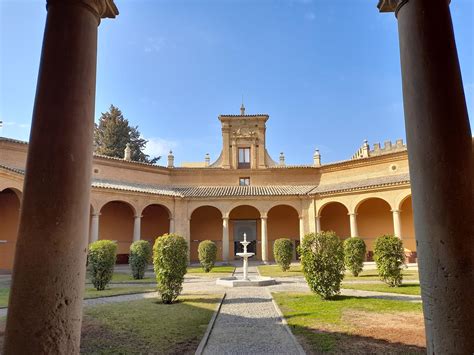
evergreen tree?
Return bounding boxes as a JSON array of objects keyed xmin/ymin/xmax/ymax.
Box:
[{"xmin": 94, "ymin": 105, "xmax": 160, "ymax": 164}]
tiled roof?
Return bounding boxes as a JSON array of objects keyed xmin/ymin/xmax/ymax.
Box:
[
  {"xmin": 0, "ymin": 164, "xmax": 410, "ymax": 198},
  {"xmin": 310, "ymin": 174, "xmax": 410, "ymax": 195},
  {"xmin": 0, "ymin": 137, "xmax": 28, "ymax": 145}
]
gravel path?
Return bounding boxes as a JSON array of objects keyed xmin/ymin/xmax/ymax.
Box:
[{"xmin": 202, "ymin": 266, "xmax": 305, "ymax": 355}]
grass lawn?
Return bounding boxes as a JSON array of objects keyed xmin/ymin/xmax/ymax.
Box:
[
  {"xmin": 81, "ymin": 294, "xmax": 221, "ymax": 354},
  {"xmin": 342, "ymin": 283, "xmax": 421, "ymax": 295},
  {"xmin": 0, "ymin": 288, "xmax": 9, "ymax": 308},
  {"xmin": 187, "ymin": 265, "xmax": 235, "ymax": 275},
  {"xmin": 273, "ymin": 292, "xmax": 425, "ymax": 354},
  {"xmin": 258, "ymin": 264, "xmax": 419, "ymax": 281}
]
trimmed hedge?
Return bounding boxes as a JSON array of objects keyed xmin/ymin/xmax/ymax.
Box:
[
  {"xmin": 273, "ymin": 238, "xmax": 293, "ymax": 271},
  {"xmin": 374, "ymin": 235, "xmax": 405, "ymax": 287},
  {"xmin": 343, "ymin": 237, "xmax": 366, "ymax": 277},
  {"xmin": 153, "ymin": 233, "xmax": 188, "ymax": 304},
  {"xmin": 130, "ymin": 240, "xmax": 152, "ymax": 279},
  {"xmin": 88, "ymin": 240, "xmax": 117, "ymax": 291},
  {"xmin": 299, "ymin": 232, "xmax": 345, "ymax": 299},
  {"xmin": 198, "ymin": 240, "xmax": 218, "ymax": 272}
]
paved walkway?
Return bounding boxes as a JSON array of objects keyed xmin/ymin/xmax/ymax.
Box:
[{"xmin": 202, "ymin": 266, "xmax": 305, "ymax": 355}]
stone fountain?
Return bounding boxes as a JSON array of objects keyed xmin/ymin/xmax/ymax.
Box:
[{"xmin": 216, "ymin": 233, "xmax": 276, "ymax": 287}]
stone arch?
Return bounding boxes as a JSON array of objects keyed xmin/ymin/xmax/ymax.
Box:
[
  {"xmin": 190, "ymin": 206, "xmax": 223, "ymax": 262},
  {"xmin": 99, "ymin": 200, "xmax": 135, "ymax": 263},
  {"xmin": 229, "ymin": 205, "xmax": 261, "ymax": 260},
  {"xmin": 141, "ymin": 204, "xmax": 171, "ymax": 246},
  {"xmin": 188, "ymin": 203, "xmax": 224, "ymax": 219},
  {"xmin": 319, "ymin": 202, "xmax": 351, "ymax": 240},
  {"xmin": 267, "ymin": 204, "xmax": 300, "ymax": 261},
  {"xmin": 0, "ymin": 188, "xmax": 21, "ymax": 270},
  {"xmin": 355, "ymin": 197, "xmax": 394, "ymax": 259},
  {"xmin": 400, "ymin": 195, "xmax": 416, "ymax": 257}
]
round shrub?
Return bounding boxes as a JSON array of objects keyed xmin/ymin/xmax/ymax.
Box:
[
  {"xmin": 273, "ymin": 238, "xmax": 293, "ymax": 271},
  {"xmin": 300, "ymin": 232, "xmax": 345, "ymax": 299},
  {"xmin": 88, "ymin": 240, "xmax": 117, "ymax": 291},
  {"xmin": 130, "ymin": 240, "xmax": 152, "ymax": 279},
  {"xmin": 153, "ymin": 233, "xmax": 188, "ymax": 304},
  {"xmin": 374, "ymin": 235, "xmax": 405, "ymax": 287},
  {"xmin": 344, "ymin": 237, "xmax": 367, "ymax": 277},
  {"xmin": 198, "ymin": 240, "xmax": 217, "ymax": 272}
]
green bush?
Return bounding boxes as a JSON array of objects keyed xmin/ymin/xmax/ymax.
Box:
[
  {"xmin": 88, "ymin": 240, "xmax": 117, "ymax": 291},
  {"xmin": 343, "ymin": 237, "xmax": 367, "ymax": 276},
  {"xmin": 198, "ymin": 240, "xmax": 218, "ymax": 272},
  {"xmin": 299, "ymin": 232, "xmax": 345, "ymax": 299},
  {"xmin": 130, "ymin": 240, "xmax": 152, "ymax": 279},
  {"xmin": 374, "ymin": 235, "xmax": 405, "ymax": 287},
  {"xmin": 153, "ymin": 233, "xmax": 188, "ymax": 303},
  {"xmin": 273, "ymin": 238, "xmax": 294, "ymax": 271}
]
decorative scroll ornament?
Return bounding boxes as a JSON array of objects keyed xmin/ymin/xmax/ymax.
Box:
[{"xmin": 232, "ymin": 127, "xmax": 257, "ymax": 139}]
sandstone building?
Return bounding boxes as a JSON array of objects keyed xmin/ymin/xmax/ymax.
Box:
[{"xmin": 0, "ymin": 106, "xmax": 416, "ymax": 270}]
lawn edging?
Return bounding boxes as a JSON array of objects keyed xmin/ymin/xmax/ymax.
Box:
[
  {"xmin": 195, "ymin": 292, "xmax": 227, "ymax": 355},
  {"xmin": 267, "ymin": 290, "xmax": 306, "ymax": 355}
]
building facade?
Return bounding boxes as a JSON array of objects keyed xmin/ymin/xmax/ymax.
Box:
[{"xmin": 0, "ymin": 107, "xmax": 417, "ymax": 270}]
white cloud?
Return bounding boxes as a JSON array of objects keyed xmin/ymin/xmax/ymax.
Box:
[
  {"xmin": 144, "ymin": 137, "xmax": 178, "ymax": 158},
  {"xmin": 144, "ymin": 37, "xmax": 165, "ymax": 53}
]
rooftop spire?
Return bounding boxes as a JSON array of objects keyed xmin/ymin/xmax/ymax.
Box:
[{"xmin": 240, "ymin": 96, "xmax": 245, "ymax": 115}]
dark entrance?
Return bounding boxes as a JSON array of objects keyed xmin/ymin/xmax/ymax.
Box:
[{"xmin": 233, "ymin": 219, "xmax": 257, "ymax": 257}]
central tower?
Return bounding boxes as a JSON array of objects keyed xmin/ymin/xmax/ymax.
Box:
[{"xmin": 218, "ymin": 105, "xmax": 271, "ymax": 169}]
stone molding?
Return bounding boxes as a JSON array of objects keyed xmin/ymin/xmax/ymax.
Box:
[{"xmin": 47, "ymin": 0, "xmax": 119, "ymax": 19}]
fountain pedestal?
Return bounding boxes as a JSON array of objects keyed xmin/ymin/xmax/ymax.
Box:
[{"xmin": 216, "ymin": 233, "xmax": 276, "ymax": 287}]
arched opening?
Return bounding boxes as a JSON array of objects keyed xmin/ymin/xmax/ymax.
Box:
[
  {"xmin": 400, "ymin": 195, "xmax": 416, "ymax": 262},
  {"xmin": 99, "ymin": 201, "xmax": 135, "ymax": 264},
  {"xmin": 0, "ymin": 188, "xmax": 21, "ymax": 270},
  {"xmin": 190, "ymin": 206, "xmax": 223, "ymax": 262},
  {"xmin": 229, "ymin": 205, "xmax": 261, "ymax": 260},
  {"xmin": 267, "ymin": 205, "xmax": 299, "ymax": 261},
  {"xmin": 319, "ymin": 202, "xmax": 350, "ymax": 240},
  {"xmin": 356, "ymin": 198, "xmax": 394, "ymax": 260},
  {"xmin": 141, "ymin": 204, "xmax": 171, "ymax": 246}
]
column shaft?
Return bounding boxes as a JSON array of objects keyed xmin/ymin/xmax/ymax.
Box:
[
  {"xmin": 396, "ymin": 0, "xmax": 473, "ymax": 351},
  {"xmin": 392, "ymin": 210, "xmax": 401, "ymax": 238},
  {"xmin": 133, "ymin": 216, "xmax": 141, "ymax": 242},
  {"xmin": 315, "ymin": 216, "xmax": 321, "ymax": 233},
  {"xmin": 349, "ymin": 213, "xmax": 358, "ymax": 237},
  {"xmin": 299, "ymin": 217, "xmax": 305, "ymax": 242},
  {"xmin": 169, "ymin": 218, "xmax": 175, "ymax": 234},
  {"xmin": 222, "ymin": 217, "xmax": 229, "ymax": 262},
  {"xmin": 261, "ymin": 217, "xmax": 268, "ymax": 262},
  {"xmin": 90, "ymin": 213, "xmax": 100, "ymax": 243},
  {"xmin": 3, "ymin": 3, "xmax": 103, "ymax": 353}
]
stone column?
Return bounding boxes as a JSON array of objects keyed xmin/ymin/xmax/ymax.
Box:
[
  {"xmin": 299, "ymin": 216, "xmax": 305, "ymax": 242},
  {"xmin": 186, "ymin": 218, "xmax": 191, "ymax": 261},
  {"xmin": 260, "ymin": 214, "xmax": 268, "ymax": 262},
  {"xmin": 315, "ymin": 216, "xmax": 321, "ymax": 233},
  {"xmin": 222, "ymin": 216, "xmax": 229, "ymax": 262},
  {"xmin": 378, "ymin": 1, "xmax": 474, "ymax": 352},
  {"xmin": 3, "ymin": 1, "xmax": 118, "ymax": 353},
  {"xmin": 89, "ymin": 213, "xmax": 100, "ymax": 243},
  {"xmin": 391, "ymin": 209, "xmax": 401, "ymax": 238},
  {"xmin": 169, "ymin": 217, "xmax": 175, "ymax": 234},
  {"xmin": 349, "ymin": 213, "xmax": 358, "ymax": 237},
  {"xmin": 133, "ymin": 215, "xmax": 142, "ymax": 242}
]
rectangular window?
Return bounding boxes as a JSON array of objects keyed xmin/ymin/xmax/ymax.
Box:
[
  {"xmin": 238, "ymin": 147, "xmax": 250, "ymax": 168},
  {"xmin": 239, "ymin": 177, "xmax": 250, "ymax": 186}
]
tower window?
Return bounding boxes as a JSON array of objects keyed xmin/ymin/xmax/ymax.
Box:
[
  {"xmin": 238, "ymin": 147, "xmax": 250, "ymax": 169},
  {"xmin": 239, "ymin": 177, "xmax": 250, "ymax": 186}
]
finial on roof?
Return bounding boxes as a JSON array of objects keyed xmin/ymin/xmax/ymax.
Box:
[
  {"xmin": 205, "ymin": 153, "xmax": 210, "ymax": 167},
  {"xmin": 279, "ymin": 152, "xmax": 285, "ymax": 166},
  {"xmin": 167, "ymin": 150, "xmax": 174, "ymax": 168},
  {"xmin": 124, "ymin": 143, "xmax": 131, "ymax": 161},
  {"xmin": 240, "ymin": 96, "xmax": 245, "ymax": 116},
  {"xmin": 313, "ymin": 148, "xmax": 321, "ymax": 167}
]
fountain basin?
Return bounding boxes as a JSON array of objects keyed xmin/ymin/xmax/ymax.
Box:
[
  {"xmin": 236, "ymin": 252, "xmax": 255, "ymax": 258},
  {"xmin": 216, "ymin": 276, "xmax": 277, "ymax": 287}
]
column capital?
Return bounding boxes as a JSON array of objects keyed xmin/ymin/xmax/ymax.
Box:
[
  {"xmin": 91, "ymin": 212, "xmax": 101, "ymax": 217},
  {"xmin": 47, "ymin": 0, "xmax": 119, "ymax": 20},
  {"xmin": 222, "ymin": 214, "xmax": 229, "ymax": 220},
  {"xmin": 260, "ymin": 214, "xmax": 268, "ymax": 220},
  {"xmin": 378, "ymin": 0, "xmax": 450, "ymax": 16},
  {"xmin": 391, "ymin": 209, "xmax": 401, "ymax": 213},
  {"xmin": 134, "ymin": 214, "xmax": 142, "ymax": 219},
  {"xmin": 348, "ymin": 212, "xmax": 358, "ymax": 216}
]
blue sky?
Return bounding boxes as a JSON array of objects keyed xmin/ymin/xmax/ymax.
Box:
[{"xmin": 1, "ymin": 0, "xmax": 473, "ymax": 165}]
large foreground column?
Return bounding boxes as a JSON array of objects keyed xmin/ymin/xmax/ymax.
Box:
[
  {"xmin": 3, "ymin": 1, "xmax": 118, "ymax": 353},
  {"xmin": 378, "ymin": 0, "xmax": 473, "ymax": 352}
]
